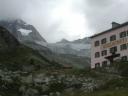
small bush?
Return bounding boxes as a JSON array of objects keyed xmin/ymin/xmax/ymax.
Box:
[
  {"xmin": 114, "ymin": 61, "xmax": 128, "ymax": 77},
  {"xmin": 101, "ymin": 78, "xmax": 128, "ymax": 90}
]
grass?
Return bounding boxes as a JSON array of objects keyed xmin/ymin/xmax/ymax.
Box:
[
  {"xmin": 88, "ymin": 89, "xmax": 128, "ymax": 96},
  {"xmin": 63, "ymin": 89, "xmax": 128, "ymax": 96}
]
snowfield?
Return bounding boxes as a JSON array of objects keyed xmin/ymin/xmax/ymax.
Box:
[{"xmin": 18, "ymin": 28, "xmax": 32, "ymax": 36}]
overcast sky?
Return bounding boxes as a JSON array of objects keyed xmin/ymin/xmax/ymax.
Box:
[{"xmin": 0, "ymin": 0, "xmax": 128, "ymax": 43}]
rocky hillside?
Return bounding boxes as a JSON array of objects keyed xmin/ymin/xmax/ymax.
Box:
[
  {"xmin": 0, "ymin": 26, "xmax": 20, "ymax": 51},
  {"xmin": 0, "ymin": 19, "xmax": 46, "ymax": 44},
  {"xmin": 0, "ymin": 26, "xmax": 62, "ymax": 71},
  {"xmin": 47, "ymin": 38, "xmax": 91, "ymax": 68},
  {"xmin": 0, "ymin": 19, "xmax": 52, "ymax": 55},
  {"xmin": 47, "ymin": 38, "xmax": 91, "ymax": 57}
]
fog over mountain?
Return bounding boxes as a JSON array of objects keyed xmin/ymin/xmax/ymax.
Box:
[{"xmin": 0, "ymin": 0, "xmax": 128, "ymax": 42}]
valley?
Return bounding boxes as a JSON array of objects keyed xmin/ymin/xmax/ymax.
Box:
[
  {"xmin": 0, "ymin": 19, "xmax": 91, "ymax": 69},
  {"xmin": 0, "ymin": 19, "xmax": 128, "ymax": 96}
]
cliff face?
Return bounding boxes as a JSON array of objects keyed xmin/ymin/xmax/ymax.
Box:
[
  {"xmin": 0, "ymin": 26, "xmax": 19, "ymax": 51},
  {"xmin": 0, "ymin": 19, "xmax": 46, "ymax": 43}
]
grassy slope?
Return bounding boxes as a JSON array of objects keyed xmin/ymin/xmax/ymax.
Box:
[
  {"xmin": 0, "ymin": 45, "xmax": 62, "ymax": 71},
  {"xmin": 51, "ymin": 54, "xmax": 90, "ymax": 68}
]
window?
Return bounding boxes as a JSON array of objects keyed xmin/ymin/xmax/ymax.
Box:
[
  {"xmin": 120, "ymin": 44, "xmax": 127, "ymax": 51},
  {"xmin": 101, "ymin": 38, "xmax": 107, "ymax": 44},
  {"xmin": 95, "ymin": 63, "xmax": 100, "ymax": 68},
  {"xmin": 121, "ymin": 56, "xmax": 127, "ymax": 61},
  {"xmin": 95, "ymin": 41, "xmax": 100, "ymax": 46},
  {"xmin": 110, "ymin": 46, "xmax": 117, "ymax": 53},
  {"xmin": 127, "ymin": 31, "xmax": 128, "ymax": 36},
  {"xmin": 102, "ymin": 61, "xmax": 107, "ymax": 67},
  {"xmin": 102, "ymin": 50, "xmax": 107, "ymax": 56},
  {"xmin": 95, "ymin": 52, "xmax": 100, "ymax": 58},
  {"xmin": 120, "ymin": 31, "xmax": 126, "ymax": 38},
  {"xmin": 110, "ymin": 35, "xmax": 116, "ymax": 41}
]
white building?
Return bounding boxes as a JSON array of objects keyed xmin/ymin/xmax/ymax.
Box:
[{"xmin": 91, "ymin": 22, "xmax": 128, "ymax": 68}]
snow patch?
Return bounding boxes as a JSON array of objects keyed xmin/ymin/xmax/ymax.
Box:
[
  {"xmin": 36, "ymin": 41, "xmax": 47, "ymax": 47},
  {"xmin": 70, "ymin": 44, "xmax": 90, "ymax": 51},
  {"xmin": 18, "ymin": 29, "xmax": 32, "ymax": 36}
]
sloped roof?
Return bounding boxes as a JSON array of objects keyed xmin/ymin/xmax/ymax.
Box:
[{"xmin": 90, "ymin": 22, "xmax": 128, "ymax": 38}]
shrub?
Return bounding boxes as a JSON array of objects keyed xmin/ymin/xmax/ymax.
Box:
[{"xmin": 114, "ymin": 61, "xmax": 128, "ymax": 77}]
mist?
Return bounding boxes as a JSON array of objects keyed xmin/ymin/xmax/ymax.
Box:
[{"xmin": 0, "ymin": 0, "xmax": 128, "ymax": 42}]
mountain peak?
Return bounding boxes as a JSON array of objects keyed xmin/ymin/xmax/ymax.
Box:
[
  {"xmin": 72, "ymin": 37, "xmax": 91, "ymax": 44},
  {"xmin": 15, "ymin": 19, "xmax": 26, "ymax": 25},
  {"xmin": 0, "ymin": 26, "xmax": 20, "ymax": 51},
  {"xmin": 0, "ymin": 19, "xmax": 47, "ymax": 43},
  {"xmin": 58, "ymin": 39, "xmax": 70, "ymax": 43}
]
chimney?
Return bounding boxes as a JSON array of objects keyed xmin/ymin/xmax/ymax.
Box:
[{"xmin": 112, "ymin": 22, "xmax": 120, "ymax": 28}]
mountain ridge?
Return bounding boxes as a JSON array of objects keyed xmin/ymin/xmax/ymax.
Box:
[
  {"xmin": 0, "ymin": 19, "xmax": 91, "ymax": 68},
  {"xmin": 0, "ymin": 26, "xmax": 62, "ymax": 71},
  {"xmin": 48, "ymin": 37, "xmax": 91, "ymax": 57},
  {"xmin": 57, "ymin": 37, "xmax": 91, "ymax": 44},
  {"xmin": 0, "ymin": 19, "xmax": 46, "ymax": 43}
]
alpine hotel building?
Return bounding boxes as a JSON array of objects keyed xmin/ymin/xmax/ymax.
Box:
[{"xmin": 91, "ymin": 22, "xmax": 128, "ymax": 68}]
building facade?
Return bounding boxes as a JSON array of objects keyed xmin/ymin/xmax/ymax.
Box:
[{"xmin": 91, "ymin": 22, "xmax": 128, "ymax": 68}]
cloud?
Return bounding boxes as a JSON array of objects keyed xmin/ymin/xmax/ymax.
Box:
[
  {"xmin": 85, "ymin": 0, "xmax": 128, "ymax": 33},
  {"xmin": 0, "ymin": 0, "xmax": 128, "ymax": 42},
  {"xmin": 0, "ymin": 0, "xmax": 28, "ymax": 20},
  {"xmin": 22, "ymin": 0, "xmax": 92, "ymax": 42}
]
